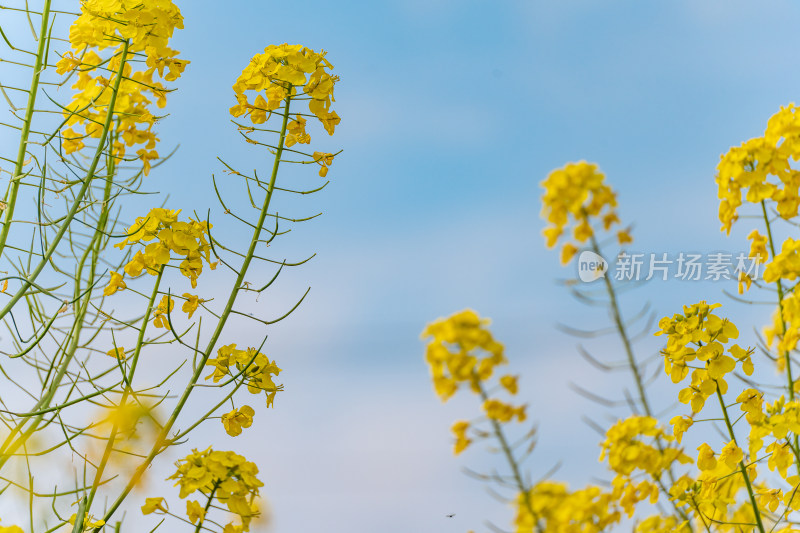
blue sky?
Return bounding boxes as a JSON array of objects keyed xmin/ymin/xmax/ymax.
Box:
[
  {"xmin": 4, "ymin": 1, "xmax": 800, "ymax": 531},
  {"xmin": 141, "ymin": 1, "xmax": 800, "ymax": 531}
]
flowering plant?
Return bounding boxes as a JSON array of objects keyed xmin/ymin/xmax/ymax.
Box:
[{"xmin": 0, "ymin": 2, "xmax": 339, "ymax": 531}]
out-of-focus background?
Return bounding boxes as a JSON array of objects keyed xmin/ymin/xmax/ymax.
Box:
[{"xmin": 8, "ymin": 1, "xmax": 800, "ymax": 531}]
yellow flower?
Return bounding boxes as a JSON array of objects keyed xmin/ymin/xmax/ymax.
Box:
[
  {"xmin": 669, "ymin": 415, "xmax": 692, "ymax": 444},
  {"xmin": 515, "ymin": 481, "xmax": 621, "ymax": 530},
  {"xmin": 61, "ymin": 2, "xmax": 188, "ymax": 163},
  {"xmin": 107, "ymin": 346, "xmax": 126, "ymax": 360},
  {"xmin": 152, "ymin": 295, "xmax": 175, "ymax": 329},
  {"xmin": 729, "ymin": 344, "xmax": 754, "ymax": 375},
  {"xmin": 117, "ymin": 208, "xmax": 215, "ymax": 287},
  {"xmin": 55, "ymin": 51, "xmax": 82, "ymax": 74},
  {"xmin": 737, "ymin": 271, "xmax": 752, "ymax": 294},
  {"xmin": 764, "ymin": 285, "xmax": 800, "ymax": 355},
  {"xmin": 205, "ymin": 344, "xmax": 282, "ymax": 404},
  {"xmin": 696, "ymin": 443, "xmax": 717, "ymax": 471},
  {"xmin": 421, "ymin": 310, "xmax": 505, "ymax": 401},
  {"xmin": 718, "ymin": 441, "xmax": 743, "ymax": 470},
  {"xmin": 169, "ymin": 447, "xmax": 263, "ymax": 529},
  {"xmin": 312, "ymin": 151, "xmax": 335, "ymax": 177},
  {"xmin": 706, "ymin": 353, "xmax": 735, "ymax": 380},
  {"xmin": 285, "ymin": 115, "xmax": 311, "ymax": 147},
  {"xmin": 500, "ymin": 375, "xmax": 518, "ymax": 395},
  {"xmin": 617, "ymin": 229, "xmax": 633, "ymax": 245},
  {"xmin": 747, "ymin": 229, "xmax": 769, "ymax": 262},
  {"xmin": 231, "ymin": 44, "xmax": 339, "ymax": 136},
  {"xmin": 560, "ymin": 242, "xmax": 578, "ymax": 265},
  {"xmin": 141, "ymin": 497, "xmax": 169, "ymax": 515},
  {"xmin": 137, "ymin": 148, "xmax": 159, "ymax": 176},
  {"xmin": 124, "ymin": 251, "xmax": 149, "ymax": 277},
  {"xmin": 182, "ymin": 293, "xmax": 204, "ymax": 319},
  {"xmin": 222, "ymin": 405, "xmax": 255, "ymax": 437},
  {"xmin": 483, "ymin": 399, "xmax": 525, "ymax": 423},
  {"xmin": 716, "ymin": 104, "xmax": 800, "ymax": 233},
  {"xmin": 61, "ymin": 127, "xmax": 85, "ymax": 154},
  {"xmin": 104, "ymin": 270, "xmax": 127, "ymax": 296},
  {"xmin": 541, "ymin": 162, "xmax": 623, "ymax": 257},
  {"xmin": 764, "ymin": 238, "xmax": 800, "ymax": 283},
  {"xmin": 635, "ymin": 515, "xmax": 689, "ymax": 533},
  {"xmin": 205, "ymin": 343, "xmax": 244, "ymax": 382},
  {"xmin": 451, "ymin": 420, "xmax": 471, "ymax": 455},
  {"xmin": 0, "ymin": 523, "xmax": 24, "ymax": 533},
  {"xmin": 186, "ymin": 500, "xmax": 205, "ymax": 524},
  {"xmin": 573, "ymin": 220, "xmax": 593, "ymax": 242},
  {"xmin": 766, "ymin": 441, "xmax": 793, "ymax": 478},
  {"xmin": 602, "ymin": 212, "xmax": 620, "ymax": 230},
  {"xmin": 756, "ymin": 486, "xmax": 783, "ymax": 513},
  {"xmin": 223, "ymin": 523, "xmax": 244, "ymax": 533},
  {"xmin": 656, "ymin": 302, "xmax": 749, "ymax": 400},
  {"xmin": 69, "ymin": 514, "xmax": 105, "ymax": 528},
  {"xmin": 600, "ymin": 416, "xmax": 690, "ymax": 479}
]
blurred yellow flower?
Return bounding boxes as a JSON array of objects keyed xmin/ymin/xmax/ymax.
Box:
[
  {"xmin": 141, "ymin": 496, "xmax": 168, "ymax": 515},
  {"xmin": 451, "ymin": 420, "xmax": 471, "ymax": 455},
  {"xmin": 186, "ymin": 500, "xmax": 205, "ymax": 524},
  {"xmin": 696, "ymin": 443, "xmax": 717, "ymax": 471},
  {"xmin": 541, "ymin": 161, "xmax": 628, "ymax": 265},
  {"xmin": 500, "ymin": 375, "xmax": 518, "ymax": 395}
]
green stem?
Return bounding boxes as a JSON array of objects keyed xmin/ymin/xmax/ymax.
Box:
[
  {"xmin": 0, "ymin": 0, "xmax": 52, "ymax": 257},
  {"xmin": 84, "ymin": 267, "xmax": 164, "ymax": 512},
  {"xmin": 715, "ymin": 386, "xmax": 765, "ymax": 533},
  {"xmin": 588, "ymin": 234, "xmax": 692, "ymax": 528},
  {"xmin": 759, "ymin": 201, "xmax": 800, "ymax": 474},
  {"xmin": 589, "ymin": 234, "xmax": 651, "ymax": 417},
  {"xmin": 761, "ymin": 201, "xmax": 794, "ymax": 399},
  {"xmin": 193, "ymin": 483, "xmax": 219, "ymax": 533},
  {"xmin": 476, "ymin": 378, "xmax": 543, "ymax": 533}
]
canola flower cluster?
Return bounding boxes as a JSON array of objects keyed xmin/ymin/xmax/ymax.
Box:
[
  {"xmin": 230, "ymin": 44, "xmax": 339, "ymax": 177},
  {"xmin": 600, "ymin": 416, "xmax": 692, "ymax": 518},
  {"xmin": 654, "ymin": 302, "xmax": 800, "ymax": 531},
  {"xmin": 105, "ymin": 208, "xmax": 217, "ymax": 294},
  {"xmin": 422, "ymin": 309, "xmax": 506, "ymax": 400},
  {"xmin": 502, "ymin": 113, "xmax": 800, "ymax": 532},
  {"xmin": 427, "ymin": 302, "xmax": 800, "ymax": 533},
  {"xmin": 425, "ymin": 311, "xmax": 630, "ymax": 532},
  {"xmin": 715, "ymin": 105, "xmax": 800, "ymax": 373},
  {"xmin": 143, "ymin": 447, "xmax": 263, "ymax": 532},
  {"xmin": 205, "ymin": 343, "xmax": 282, "ymax": 413},
  {"xmin": 57, "ymin": 0, "xmax": 189, "ymax": 172},
  {"xmin": 717, "ymin": 104, "xmax": 800, "ymax": 234},
  {"xmin": 756, "ymin": 238, "xmax": 800, "ymax": 357},
  {"xmin": 513, "ymin": 481, "xmax": 621, "ymax": 533},
  {"xmin": 422, "ymin": 310, "xmax": 524, "ymax": 457},
  {"xmin": 513, "ymin": 415, "xmax": 693, "ymax": 531},
  {"xmin": 540, "ymin": 161, "xmax": 632, "ymax": 264},
  {"xmin": 655, "ymin": 301, "xmax": 753, "ymax": 413},
  {"xmin": 765, "ymin": 289, "xmax": 800, "ymax": 358}
]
